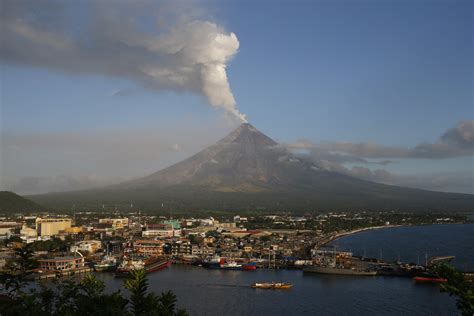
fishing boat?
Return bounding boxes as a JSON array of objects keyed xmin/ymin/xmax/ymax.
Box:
[
  {"xmin": 94, "ymin": 254, "xmax": 117, "ymax": 272},
  {"xmin": 251, "ymin": 282, "xmax": 293, "ymax": 289},
  {"xmin": 115, "ymin": 258, "xmax": 145, "ymax": 277},
  {"xmin": 220, "ymin": 261, "xmax": 243, "ymax": 270},
  {"xmin": 202, "ymin": 256, "xmax": 223, "ymax": 269}
]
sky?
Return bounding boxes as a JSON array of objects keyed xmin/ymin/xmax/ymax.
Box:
[{"xmin": 1, "ymin": 0, "xmax": 473, "ymax": 195}]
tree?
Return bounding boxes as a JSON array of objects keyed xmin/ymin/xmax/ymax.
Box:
[
  {"xmin": 1, "ymin": 245, "xmax": 38, "ymax": 296},
  {"xmin": 124, "ymin": 269, "xmax": 187, "ymax": 316},
  {"xmin": 1, "ymin": 256, "xmax": 187, "ymax": 316},
  {"xmin": 434, "ymin": 264, "xmax": 474, "ymax": 316}
]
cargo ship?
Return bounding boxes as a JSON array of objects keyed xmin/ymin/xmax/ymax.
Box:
[{"xmin": 251, "ymin": 282, "xmax": 293, "ymax": 289}]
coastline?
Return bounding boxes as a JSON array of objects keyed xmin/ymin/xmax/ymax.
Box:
[
  {"xmin": 321, "ymin": 222, "xmax": 472, "ymax": 247},
  {"xmin": 320, "ymin": 224, "xmax": 407, "ymax": 247}
]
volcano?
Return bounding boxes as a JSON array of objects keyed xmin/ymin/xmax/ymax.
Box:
[{"xmin": 30, "ymin": 123, "xmax": 474, "ymax": 212}]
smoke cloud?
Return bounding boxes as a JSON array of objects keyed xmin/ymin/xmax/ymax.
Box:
[{"xmin": 0, "ymin": 0, "xmax": 246, "ymax": 122}]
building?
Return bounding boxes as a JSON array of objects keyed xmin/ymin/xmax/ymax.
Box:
[
  {"xmin": 134, "ymin": 240, "xmax": 164, "ymax": 256},
  {"xmin": 171, "ymin": 240, "xmax": 192, "ymax": 256},
  {"xmin": 35, "ymin": 218, "xmax": 72, "ymax": 236},
  {"xmin": 71, "ymin": 240, "xmax": 102, "ymax": 253},
  {"xmin": 163, "ymin": 220, "xmax": 181, "ymax": 230},
  {"xmin": 142, "ymin": 224, "xmax": 175, "ymax": 238},
  {"xmin": 20, "ymin": 225, "xmax": 37, "ymax": 238},
  {"xmin": 191, "ymin": 245, "xmax": 215, "ymax": 257},
  {"xmin": 64, "ymin": 227, "xmax": 83, "ymax": 234},
  {"xmin": 0, "ymin": 222, "xmax": 20, "ymax": 238},
  {"xmin": 38, "ymin": 256, "xmax": 85, "ymax": 272},
  {"xmin": 98, "ymin": 218, "xmax": 129, "ymax": 229}
]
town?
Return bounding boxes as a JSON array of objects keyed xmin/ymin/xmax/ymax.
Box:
[{"xmin": 0, "ymin": 210, "xmax": 469, "ymax": 279}]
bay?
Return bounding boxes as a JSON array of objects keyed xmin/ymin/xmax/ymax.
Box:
[{"xmin": 92, "ymin": 224, "xmax": 474, "ymax": 315}]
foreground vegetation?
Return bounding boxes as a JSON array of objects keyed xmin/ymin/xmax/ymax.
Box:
[
  {"xmin": 434, "ymin": 264, "xmax": 474, "ymax": 316},
  {"xmin": 0, "ymin": 247, "xmax": 187, "ymax": 316}
]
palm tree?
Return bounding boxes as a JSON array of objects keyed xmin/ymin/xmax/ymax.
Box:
[{"xmin": 124, "ymin": 269, "xmax": 187, "ymax": 316}]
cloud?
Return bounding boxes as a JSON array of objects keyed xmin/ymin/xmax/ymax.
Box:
[
  {"xmin": 6, "ymin": 175, "xmax": 123, "ymax": 196},
  {"xmin": 1, "ymin": 123, "xmax": 234, "ymax": 194},
  {"xmin": 0, "ymin": 0, "xmax": 246, "ymax": 122},
  {"xmin": 285, "ymin": 121, "xmax": 474, "ymax": 194},
  {"xmin": 346, "ymin": 167, "xmax": 474, "ymax": 194},
  {"xmin": 290, "ymin": 120, "xmax": 474, "ymax": 159}
]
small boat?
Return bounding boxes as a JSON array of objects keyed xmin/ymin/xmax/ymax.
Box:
[
  {"xmin": 413, "ymin": 276, "xmax": 448, "ymax": 283},
  {"xmin": 251, "ymin": 282, "xmax": 293, "ymax": 289}
]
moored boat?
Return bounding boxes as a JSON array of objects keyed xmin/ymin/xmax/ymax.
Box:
[
  {"xmin": 303, "ymin": 265, "xmax": 377, "ymax": 276},
  {"xmin": 243, "ymin": 261, "xmax": 257, "ymax": 270},
  {"xmin": 220, "ymin": 261, "xmax": 243, "ymax": 270},
  {"xmin": 144, "ymin": 257, "xmax": 171, "ymax": 272},
  {"xmin": 413, "ymin": 276, "xmax": 448, "ymax": 283},
  {"xmin": 115, "ymin": 259, "xmax": 145, "ymax": 277},
  {"xmin": 94, "ymin": 254, "xmax": 117, "ymax": 272}
]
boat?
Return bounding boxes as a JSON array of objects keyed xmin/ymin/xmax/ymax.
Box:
[
  {"xmin": 115, "ymin": 258, "xmax": 145, "ymax": 277},
  {"xmin": 413, "ymin": 276, "xmax": 448, "ymax": 283},
  {"xmin": 220, "ymin": 261, "xmax": 243, "ymax": 270},
  {"xmin": 94, "ymin": 254, "xmax": 117, "ymax": 272},
  {"xmin": 144, "ymin": 257, "xmax": 171, "ymax": 272},
  {"xmin": 303, "ymin": 255, "xmax": 376, "ymax": 276},
  {"xmin": 243, "ymin": 261, "xmax": 257, "ymax": 271},
  {"xmin": 303, "ymin": 265, "xmax": 377, "ymax": 276},
  {"xmin": 202, "ymin": 256, "xmax": 223, "ymax": 269},
  {"xmin": 251, "ymin": 282, "xmax": 293, "ymax": 289}
]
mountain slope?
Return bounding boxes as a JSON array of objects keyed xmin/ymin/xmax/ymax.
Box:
[
  {"xmin": 29, "ymin": 124, "xmax": 474, "ymax": 212},
  {"xmin": 0, "ymin": 191, "xmax": 46, "ymax": 213}
]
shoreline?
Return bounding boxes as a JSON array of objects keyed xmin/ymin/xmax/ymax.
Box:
[
  {"xmin": 321, "ymin": 222, "xmax": 471, "ymax": 247},
  {"xmin": 320, "ymin": 224, "xmax": 405, "ymax": 247}
]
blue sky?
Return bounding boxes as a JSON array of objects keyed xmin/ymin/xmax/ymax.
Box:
[{"xmin": 1, "ymin": 0, "xmax": 472, "ymax": 194}]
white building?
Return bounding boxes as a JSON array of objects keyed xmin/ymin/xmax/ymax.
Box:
[{"xmin": 71, "ymin": 240, "xmax": 102, "ymax": 253}]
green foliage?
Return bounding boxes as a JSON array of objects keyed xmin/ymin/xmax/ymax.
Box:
[
  {"xmin": 434, "ymin": 264, "xmax": 474, "ymax": 316},
  {"xmin": 29, "ymin": 237, "xmax": 72, "ymax": 252},
  {"xmin": 124, "ymin": 269, "xmax": 187, "ymax": 316},
  {"xmin": 1, "ymin": 246, "xmax": 38, "ymax": 296},
  {"xmin": 0, "ymin": 252, "xmax": 187, "ymax": 316}
]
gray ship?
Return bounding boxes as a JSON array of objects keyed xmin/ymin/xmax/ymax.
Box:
[
  {"xmin": 303, "ymin": 252, "xmax": 377, "ymax": 276},
  {"xmin": 303, "ymin": 265, "xmax": 377, "ymax": 276}
]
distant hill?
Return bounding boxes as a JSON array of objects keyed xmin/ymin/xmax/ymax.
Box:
[
  {"xmin": 0, "ymin": 191, "xmax": 45, "ymax": 213},
  {"xmin": 30, "ymin": 124, "xmax": 474, "ymax": 213}
]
